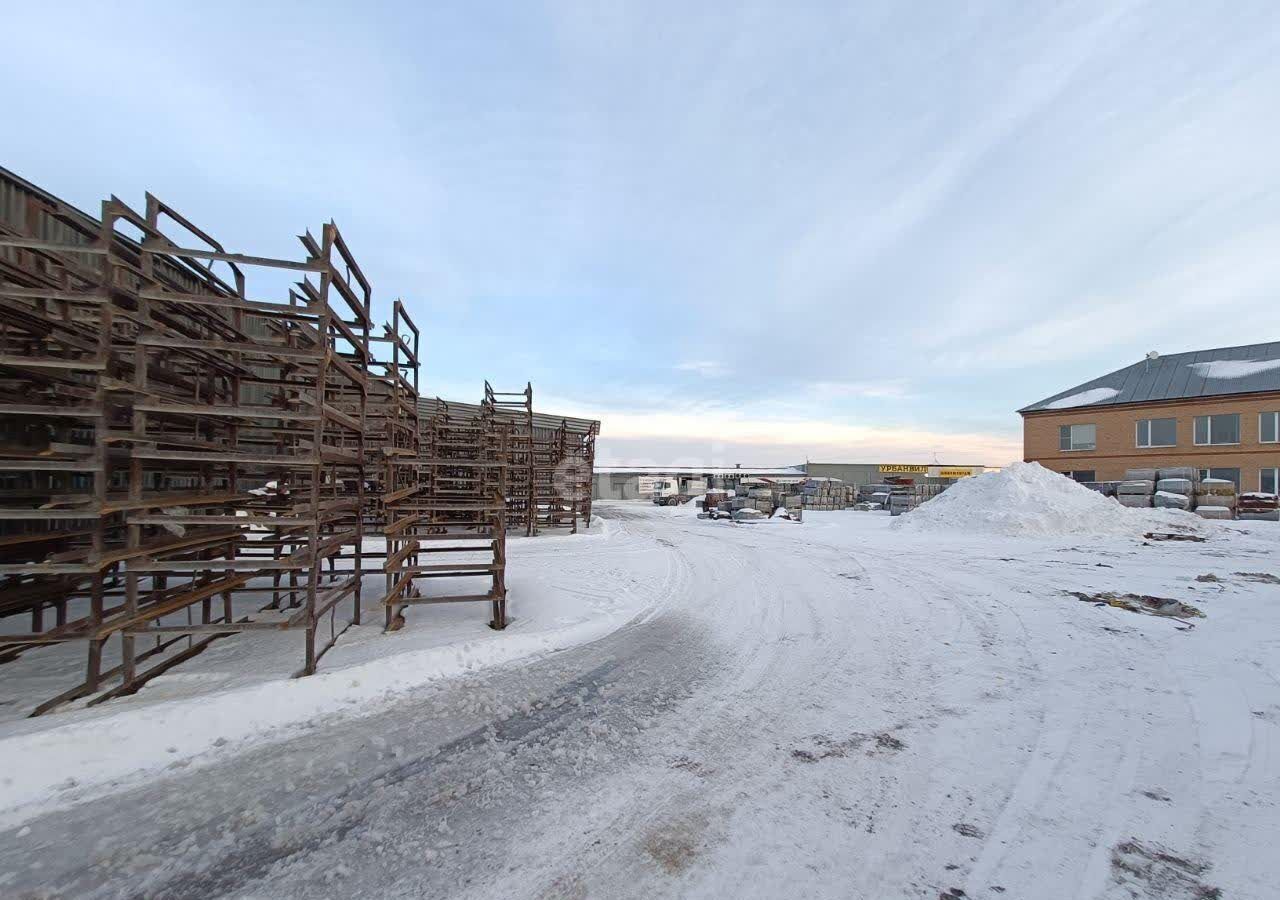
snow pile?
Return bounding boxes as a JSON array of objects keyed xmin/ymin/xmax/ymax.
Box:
[
  {"xmin": 1043, "ymin": 386, "xmax": 1119, "ymax": 409},
  {"xmin": 893, "ymin": 461, "xmax": 1210, "ymax": 538},
  {"xmin": 1188, "ymin": 358, "xmax": 1280, "ymax": 379}
]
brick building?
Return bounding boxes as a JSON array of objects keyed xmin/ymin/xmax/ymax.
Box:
[{"xmin": 1020, "ymin": 343, "xmax": 1280, "ymax": 494}]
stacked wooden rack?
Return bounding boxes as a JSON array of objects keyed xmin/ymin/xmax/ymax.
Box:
[{"xmin": 0, "ymin": 168, "xmax": 599, "ymax": 716}]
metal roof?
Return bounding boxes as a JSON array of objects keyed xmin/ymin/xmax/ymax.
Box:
[
  {"xmin": 417, "ymin": 397, "xmax": 600, "ymax": 435},
  {"xmin": 594, "ymin": 466, "xmax": 806, "ymax": 477},
  {"xmin": 1020, "ymin": 341, "xmax": 1280, "ymax": 413}
]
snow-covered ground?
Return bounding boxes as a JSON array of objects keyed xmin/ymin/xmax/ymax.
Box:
[
  {"xmin": 1, "ymin": 494, "xmax": 1278, "ymax": 899},
  {"xmin": 0, "ymin": 516, "xmax": 659, "ymax": 822}
]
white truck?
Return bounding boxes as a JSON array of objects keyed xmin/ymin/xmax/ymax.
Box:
[{"xmin": 649, "ymin": 477, "xmax": 708, "ymax": 506}]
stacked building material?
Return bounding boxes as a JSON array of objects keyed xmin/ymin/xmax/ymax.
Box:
[
  {"xmin": 858, "ymin": 483, "xmax": 894, "ymax": 509},
  {"xmin": 1238, "ymin": 492, "xmax": 1280, "ymax": 521},
  {"xmin": 1153, "ymin": 468, "xmax": 1197, "ymax": 511},
  {"xmin": 1194, "ymin": 478, "xmax": 1237, "ymax": 519},
  {"xmin": 888, "ymin": 485, "xmax": 914, "ymax": 516},
  {"xmin": 1117, "ymin": 469, "xmax": 1156, "ymax": 508},
  {"xmin": 740, "ymin": 484, "xmax": 771, "ymax": 514},
  {"xmin": 801, "ymin": 477, "xmax": 848, "ymax": 510}
]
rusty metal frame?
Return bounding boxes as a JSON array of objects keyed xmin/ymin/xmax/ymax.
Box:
[{"xmin": 0, "ymin": 168, "xmax": 599, "ymax": 717}]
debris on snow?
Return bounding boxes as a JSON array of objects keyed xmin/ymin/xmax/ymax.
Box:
[
  {"xmin": 1066, "ymin": 591, "xmax": 1204, "ymax": 619},
  {"xmin": 1109, "ymin": 838, "xmax": 1221, "ymax": 899},
  {"xmin": 1235, "ymin": 571, "xmax": 1280, "ymax": 584}
]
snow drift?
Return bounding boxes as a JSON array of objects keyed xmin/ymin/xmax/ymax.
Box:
[{"xmin": 892, "ymin": 461, "xmax": 1211, "ymax": 538}]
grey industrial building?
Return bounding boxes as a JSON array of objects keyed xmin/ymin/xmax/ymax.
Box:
[{"xmin": 593, "ymin": 462, "xmax": 987, "ymax": 500}]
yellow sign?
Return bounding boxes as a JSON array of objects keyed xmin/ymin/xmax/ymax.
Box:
[
  {"xmin": 938, "ymin": 467, "xmax": 977, "ymax": 479},
  {"xmin": 879, "ymin": 464, "xmax": 928, "ymax": 474}
]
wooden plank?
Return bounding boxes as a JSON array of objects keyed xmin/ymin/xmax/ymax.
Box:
[
  {"xmin": 135, "ymin": 401, "xmax": 320, "ymax": 422},
  {"xmin": 127, "ymin": 514, "xmax": 314, "ymax": 526},
  {"xmin": 389, "ymin": 593, "xmax": 497, "ymax": 605},
  {"xmin": 0, "ymin": 403, "xmax": 103, "ymax": 418},
  {"xmin": 138, "ymin": 334, "xmax": 321, "ymax": 358},
  {"xmin": 98, "ymin": 573, "xmax": 255, "ymax": 635},
  {"xmin": 0, "ymin": 355, "xmax": 107, "ymax": 371},
  {"xmin": 0, "ymin": 460, "xmax": 100, "ymax": 472},
  {"xmin": 381, "ymin": 539, "xmax": 419, "ymax": 572},
  {"xmin": 127, "ymin": 557, "xmax": 307, "ymax": 573},
  {"xmin": 0, "ymin": 508, "xmax": 102, "ymax": 521},
  {"xmin": 132, "ymin": 448, "xmax": 319, "ymax": 467},
  {"xmin": 136, "ymin": 243, "xmax": 326, "ymax": 273}
]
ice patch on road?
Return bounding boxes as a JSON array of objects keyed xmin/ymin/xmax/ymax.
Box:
[{"xmin": 893, "ymin": 461, "xmax": 1212, "ymax": 539}]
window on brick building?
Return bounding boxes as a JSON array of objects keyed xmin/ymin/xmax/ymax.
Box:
[
  {"xmin": 1262, "ymin": 468, "xmax": 1279, "ymax": 495},
  {"xmin": 1136, "ymin": 417, "xmax": 1176, "ymax": 448},
  {"xmin": 1193, "ymin": 414, "xmax": 1239, "ymax": 446},
  {"xmin": 1198, "ymin": 467, "xmax": 1241, "ymax": 489},
  {"xmin": 1059, "ymin": 423, "xmax": 1096, "ymax": 451},
  {"xmin": 1261, "ymin": 412, "xmax": 1279, "ymax": 444}
]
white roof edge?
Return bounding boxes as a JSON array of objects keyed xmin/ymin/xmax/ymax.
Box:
[{"xmin": 594, "ymin": 466, "xmax": 806, "ymax": 476}]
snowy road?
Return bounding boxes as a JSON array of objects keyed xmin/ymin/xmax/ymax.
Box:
[{"xmin": 3, "ymin": 504, "xmax": 1278, "ymax": 899}]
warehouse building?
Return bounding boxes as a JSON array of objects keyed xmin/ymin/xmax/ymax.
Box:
[
  {"xmin": 593, "ymin": 466, "xmax": 805, "ymax": 501},
  {"xmin": 593, "ymin": 463, "xmax": 985, "ymax": 500},
  {"xmin": 1020, "ymin": 342, "xmax": 1280, "ymax": 494},
  {"xmin": 805, "ymin": 462, "xmax": 985, "ymax": 486}
]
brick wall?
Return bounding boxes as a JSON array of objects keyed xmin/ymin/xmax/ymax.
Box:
[{"xmin": 1022, "ymin": 392, "xmax": 1280, "ymax": 491}]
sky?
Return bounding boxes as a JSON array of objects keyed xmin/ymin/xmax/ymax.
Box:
[{"xmin": 5, "ymin": 0, "xmax": 1280, "ymax": 467}]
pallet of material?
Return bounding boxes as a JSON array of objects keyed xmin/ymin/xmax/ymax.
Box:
[
  {"xmin": 1118, "ymin": 494, "xmax": 1154, "ymax": 508},
  {"xmin": 1124, "ymin": 468, "xmax": 1159, "ymax": 483},
  {"xmin": 1154, "ymin": 491, "xmax": 1192, "ymax": 510},
  {"xmin": 1117, "ymin": 480, "xmax": 1155, "ymax": 495},
  {"xmin": 1238, "ymin": 492, "xmax": 1279, "ymax": 521},
  {"xmin": 1195, "ymin": 506, "xmax": 1233, "ymax": 520}
]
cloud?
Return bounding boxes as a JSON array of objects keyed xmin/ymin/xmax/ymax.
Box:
[
  {"xmin": 809, "ymin": 379, "xmax": 912, "ymax": 399},
  {"xmin": 675, "ymin": 360, "xmax": 731, "ymax": 377},
  {"xmin": 7, "ymin": 3, "xmax": 1278, "ymax": 468},
  {"xmin": 593, "ymin": 407, "xmax": 1019, "ymax": 467}
]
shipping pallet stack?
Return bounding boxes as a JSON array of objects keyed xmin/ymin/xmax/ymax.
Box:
[
  {"xmin": 800, "ymin": 477, "xmax": 849, "ymax": 511},
  {"xmin": 560, "ymin": 417, "xmax": 598, "ymax": 530},
  {"xmin": 856, "ymin": 483, "xmax": 894, "ymax": 510},
  {"xmin": 1153, "ymin": 467, "xmax": 1197, "ymax": 511},
  {"xmin": 1195, "ymin": 477, "xmax": 1237, "ymax": 520},
  {"xmin": 385, "ymin": 397, "xmax": 509, "ymax": 631},
  {"xmin": 118, "ymin": 202, "xmax": 372, "ymax": 690},
  {"xmin": 1117, "ymin": 469, "xmax": 1158, "ymax": 508},
  {"xmin": 0, "ymin": 172, "xmax": 127, "ymax": 708},
  {"xmin": 1116, "ymin": 467, "xmax": 1240, "ymax": 519},
  {"xmin": 481, "ymin": 383, "xmax": 600, "ymax": 535},
  {"xmin": 1239, "ymin": 491, "xmax": 1280, "ymax": 522},
  {"xmin": 530, "ymin": 421, "xmax": 564, "ymax": 533},
  {"xmin": 483, "ymin": 382, "xmax": 535, "ymax": 535},
  {"xmin": 536, "ymin": 418, "xmax": 597, "ymax": 533},
  {"xmin": 359, "ymin": 301, "xmax": 420, "ymax": 532},
  {"xmin": 365, "ymin": 300, "xmax": 423, "ymax": 624},
  {"xmin": 0, "ymin": 174, "xmax": 373, "ymax": 713},
  {"xmin": 734, "ymin": 483, "xmax": 778, "ymax": 514}
]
